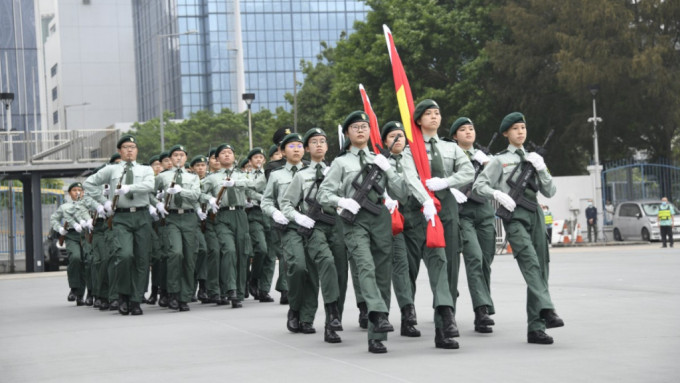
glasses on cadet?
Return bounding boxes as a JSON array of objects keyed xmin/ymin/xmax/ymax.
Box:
[
  {"xmin": 349, "ymin": 124, "xmax": 369, "ymax": 132},
  {"xmin": 287, "ymin": 143, "xmax": 304, "ymax": 149}
]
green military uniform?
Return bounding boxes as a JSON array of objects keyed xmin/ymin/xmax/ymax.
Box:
[
  {"xmin": 153, "ymin": 168, "xmax": 171, "ymax": 306},
  {"xmin": 473, "ymin": 132, "xmax": 558, "ymax": 336},
  {"xmin": 50, "ymin": 191, "xmax": 90, "ymax": 303},
  {"xmin": 318, "ymin": 141, "xmax": 407, "ymax": 348},
  {"xmin": 151, "ymin": 150, "xmax": 201, "ymax": 309},
  {"xmin": 84, "ymin": 154, "xmax": 155, "ymax": 313}
]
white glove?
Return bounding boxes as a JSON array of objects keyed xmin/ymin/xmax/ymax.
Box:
[
  {"xmin": 272, "ymin": 210, "xmax": 289, "ymax": 225},
  {"xmin": 208, "ymin": 197, "xmax": 219, "ymax": 213},
  {"xmin": 59, "ymin": 227, "xmax": 68, "ymax": 236},
  {"xmin": 222, "ymin": 179, "xmax": 235, "ymax": 187},
  {"xmin": 473, "ymin": 150, "xmax": 490, "ymax": 165},
  {"xmin": 493, "ymin": 190, "xmax": 516, "ymax": 212},
  {"xmin": 422, "ymin": 199, "xmax": 437, "ymax": 227},
  {"xmin": 426, "ymin": 177, "xmax": 449, "ymax": 192},
  {"xmin": 148, "ymin": 205, "xmax": 159, "ymax": 220},
  {"xmin": 294, "ymin": 212, "xmax": 315, "ymax": 229},
  {"xmin": 96, "ymin": 204, "xmax": 106, "ymax": 216},
  {"xmin": 338, "ymin": 197, "xmax": 361, "ymax": 214},
  {"xmin": 80, "ymin": 219, "xmax": 93, "ymax": 231},
  {"xmin": 373, "ymin": 154, "xmax": 391, "ymax": 171},
  {"xmin": 103, "ymin": 185, "xmax": 110, "ymax": 197},
  {"xmin": 525, "ymin": 152, "xmax": 547, "ymax": 171},
  {"xmin": 155, "ymin": 202, "xmax": 169, "ymax": 218},
  {"xmin": 197, "ymin": 210, "xmax": 207, "ymax": 221},
  {"xmin": 450, "ymin": 188, "xmax": 468, "ymax": 204},
  {"xmin": 74, "ymin": 223, "xmax": 83, "ymax": 233},
  {"xmin": 156, "ymin": 190, "xmax": 165, "ymax": 200},
  {"xmin": 384, "ymin": 196, "xmax": 399, "ymax": 214},
  {"xmin": 103, "ymin": 200, "xmax": 113, "ymax": 214},
  {"xmin": 245, "ymin": 200, "xmax": 254, "ymax": 208},
  {"xmin": 115, "ymin": 184, "xmax": 130, "ymax": 196},
  {"xmin": 166, "ymin": 184, "xmax": 182, "ymax": 195}
]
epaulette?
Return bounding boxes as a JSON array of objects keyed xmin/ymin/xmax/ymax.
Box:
[
  {"xmin": 495, "ymin": 149, "xmax": 509, "ymax": 155},
  {"xmin": 441, "ymin": 137, "xmax": 455, "ymax": 142},
  {"xmin": 270, "ymin": 167, "xmax": 285, "ymax": 174},
  {"xmin": 161, "ymin": 168, "xmax": 171, "ymax": 173}
]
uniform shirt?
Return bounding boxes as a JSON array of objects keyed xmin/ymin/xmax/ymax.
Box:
[
  {"xmin": 200, "ymin": 166, "xmax": 264, "ymax": 208},
  {"xmin": 390, "ymin": 151, "xmax": 430, "ymax": 206},
  {"xmin": 50, "ymin": 199, "xmax": 90, "ymax": 232},
  {"xmin": 280, "ymin": 160, "xmax": 327, "ymax": 220},
  {"xmin": 401, "ymin": 134, "xmax": 474, "ymax": 205},
  {"xmin": 473, "ymin": 144, "xmax": 556, "ymax": 200},
  {"xmin": 317, "ymin": 145, "xmax": 407, "ymax": 209},
  {"xmin": 244, "ymin": 167, "xmax": 266, "ymax": 206},
  {"xmin": 83, "ymin": 161, "xmax": 155, "ymax": 208},
  {"xmin": 262, "ymin": 162, "xmax": 301, "ymax": 218},
  {"xmin": 462, "ymin": 146, "xmax": 490, "ymax": 202},
  {"xmin": 151, "ymin": 167, "xmax": 201, "ymax": 210}
]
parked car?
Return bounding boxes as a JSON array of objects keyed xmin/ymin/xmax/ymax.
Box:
[
  {"xmin": 612, "ymin": 200, "xmax": 680, "ymax": 242},
  {"xmin": 43, "ymin": 230, "xmax": 69, "ymax": 271}
]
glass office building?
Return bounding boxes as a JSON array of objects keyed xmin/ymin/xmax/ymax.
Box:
[{"xmin": 133, "ymin": 0, "xmax": 370, "ymax": 121}]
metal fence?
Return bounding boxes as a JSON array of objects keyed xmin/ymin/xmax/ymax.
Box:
[
  {"xmin": 0, "ymin": 181, "xmax": 63, "ymax": 273},
  {"xmin": 603, "ymin": 157, "xmax": 680, "ymax": 207}
]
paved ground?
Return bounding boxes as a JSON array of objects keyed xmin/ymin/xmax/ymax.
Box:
[{"xmin": 0, "ymin": 244, "xmax": 678, "ymax": 383}]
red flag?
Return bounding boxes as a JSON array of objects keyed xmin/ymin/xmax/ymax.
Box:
[
  {"xmin": 359, "ymin": 83, "xmax": 404, "ymax": 235},
  {"xmin": 383, "ymin": 24, "xmax": 444, "ymax": 247}
]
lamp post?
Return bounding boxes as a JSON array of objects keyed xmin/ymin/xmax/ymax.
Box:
[
  {"xmin": 242, "ymin": 93, "xmax": 255, "ymax": 150},
  {"xmin": 587, "ymin": 84, "xmax": 604, "ymax": 241},
  {"xmin": 157, "ymin": 30, "xmax": 198, "ymax": 152},
  {"xmin": 1, "ymin": 92, "xmax": 14, "ymax": 163}
]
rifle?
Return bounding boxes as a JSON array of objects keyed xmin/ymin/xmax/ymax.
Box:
[
  {"xmin": 496, "ymin": 129, "xmax": 555, "ymax": 223},
  {"xmin": 340, "ymin": 134, "xmax": 402, "ymax": 224},
  {"xmin": 160, "ymin": 166, "xmax": 182, "ymax": 226},
  {"xmin": 209, "ymin": 168, "xmax": 234, "ymax": 222},
  {"xmin": 58, "ymin": 222, "xmax": 69, "ymax": 246},
  {"xmin": 460, "ymin": 132, "xmax": 498, "ymax": 204},
  {"xmin": 297, "ymin": 178, "xmax": 335, "ymax": 237},
  {"xmin": 107, "ymin": 165, "xmax": 129, "ymax": 230},
  {"xmin": 86, "ymin": 210, "xmax": 97, "ymax": 244}
]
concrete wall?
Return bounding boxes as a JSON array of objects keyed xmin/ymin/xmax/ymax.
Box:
[{"xmin": 538, "ymin": 175, "xmax": 599, "ymax": 230}]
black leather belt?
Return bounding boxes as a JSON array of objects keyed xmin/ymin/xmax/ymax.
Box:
[
  {"xmin": 168, "ymin": 209, "xmax": 195, "ymax": 214},
  {"xmin": 115, "ymin": 207, "xmax": 147, "ymax": 213},
  {"xmin": 219, "ymin": 206, "xmax": 243, "ymax": 211}
]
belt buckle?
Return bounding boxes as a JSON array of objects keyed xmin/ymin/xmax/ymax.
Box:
[
  {"xmin": 229, "ymin": 206, "xmax": 236, "ymax": 211},
  {"xmin": 130, "ymin": 207, "xmax": 137, "ymax": 213},
  {"xmin": 178, "ymin": 209, "xmax": 184, "ymax": 214}
]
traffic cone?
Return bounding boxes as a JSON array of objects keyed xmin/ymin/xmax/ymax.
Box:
[
  {"xmin": 506, "ymin": 243, "xmax": 512, "ymax": 254},
  {"xmin": 575, "ymin": 223, "xmax": 584, "ymax": 243},
  {"xmin": 563, "ymin": 235, "xmax": 571, "ymax": 244}
]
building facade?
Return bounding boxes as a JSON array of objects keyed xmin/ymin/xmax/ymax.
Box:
[{"xmin": 133, "ymin": 0, "xmax": 370, "ymax": 122}]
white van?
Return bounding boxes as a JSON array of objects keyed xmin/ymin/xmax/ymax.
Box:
[{"xmin": 612, "ymin": 200, "xmax": 679, "ymax": 241}]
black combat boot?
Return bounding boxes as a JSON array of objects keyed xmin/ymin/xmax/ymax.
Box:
[
  {"xmin": 358, "ymin": 302, "xmax": 368, "ymax": 329},
  {"xmin": 435, "ymin": 328, "xmax": 459, "ymax": 349},
  {"xmin": 438, "ymin": 306, "xmax": 459, "ymax": 338},
  {"xmin": 401, "ymin": 304, "xmax": 417, "ymax": 326},
  {"xmin": 326, "ymin": 301, "xmax": 343, "ymax": 331}
]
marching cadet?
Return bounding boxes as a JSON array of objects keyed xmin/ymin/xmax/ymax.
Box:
[
  {"xmin": 244, "ymin": 147, "xmax": 275, "ymax": 302},
  {"xmin": 160, "ymin": 151, "xmax": 172, "ymax": 171},
  {"xmin": 384, "ymin": 121, "xmax": 460, "ymax": 349},
  {"xmin": 150, "ymin": 145, "xmax": 201, "ymax": 311},
  {"xmin": 144, "ymin": 155, "xmax": 163, "ymax": 305},
  {"xmin": 262, "ymin": 133, "xmax": 319, "ymax": 334},
  {"xmin": 82, "ymin": 166, "xmax": 107, "ymax": 309},
  {"xmin": 406, "ymin": 100, "xmax": 474, "ymax": 336},
  {"xmin": 207, "ymin": 147, "xmax": 221, "ymax": 174},
  {"xmin": 83, "ymin": 135, "xmax": 155, "ymax": 316},
  {"xmin": 450, "ymin": 117, "xmax": 497, "ymax": 334},
  {"xmin": 191, "ymin": 155, "xmax": 210, "ymax": 303},
  {"xmin": 473, "ymin": 112, "xmax": 564, "ymax": 344},
  {"xmin": 202, "ymin": 143, "xmax": 264, "ymax": 307},
  {"xmin": 280, "ymin": 128, "xmax": 345, "ymax": 343},
  {"xmin": 50, "ymin": 182, "xmax": 92, "ymax": 306},
  {"xmin": 318, "ymin": 111, "xmax": 407, "ymax": 354}
]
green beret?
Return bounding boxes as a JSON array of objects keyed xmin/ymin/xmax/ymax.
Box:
[
  {"xmin": 450, "ymin": 117, "xmax": 474, "ymax": 137},
  {"xmin": 238, "ymin": 158, "xmax": 249, "ymax": 169},
  {"xmin": 190, "ymin": 155, "xmax": 207, "ymax": 167},
  {"xmin": 148, "ymin": 155, "xmax": 160, "ymax": 165},
  {"xmin": 303, "ymin": 127, "xmax": 327, "ymax": 147},
  {"xmin": 500, "ymin": 112, "xmax": 526, "ymax": 134},
  {"xmin": 279, "ymin": 133, "xmax": 304, "ymax": 149},
  {"xmin": 273, "ymin": 127, "xmax": 293, "ymax": 145},
  {"xmin": 159, "ymin": 151, "xmax": 170, "ymax": 161},
  {"xmin": 215, "ymin": 143, "xmax": 234, "ymax": 157},
  {"xmin": 68, "ymin": 182, "xmax": 83, "ymax": 192},
  {"xmin": 116, "ymin": 134, "xmax": 137, "ymax": 149},
  {"xmin": 267, "ymin": 144, "xmax": 279, "ymax": 158},
  {"xmin": 247, "ymin": 147, "xmax": 265, "ymax": 160},
  {"xmin": 208, "ymin": 147, "xmax": 217, "ymax": 158},
  {"xmin": 184, "ymin": 163, "xmax": 191, "ymax": 169},
  {"xmin": 413, "ymin": 99, "xmax": 440, "ymax": 125},
  {"xmin": 381, "ymin": 121, "xmax": 406, "ymax": 143},
  {"xmin": 109, "ymin": 153, "xmax": 121, "ymax": 163},
  {"xmin": 168, "ymin": 144, "xmax": 187, "ymax": 156},
  {"xmin": 342, "ymin": 111, "xmax": 369, "ymax": 133}
]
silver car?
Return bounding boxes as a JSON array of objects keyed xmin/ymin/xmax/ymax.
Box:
[{"xmin": 612, "ymin": 200, "xmax": 680, "ymax": 241}]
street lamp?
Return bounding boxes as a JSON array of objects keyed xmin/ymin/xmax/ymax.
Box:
[
  {"xmin": 1, "ymin": 92, "xmax": 14, "ymax": 163},
  {"xmin": 157, "ymin": 30, "xmax": 198, "ymax": 152},
  {"xmin": 587, "ymin": 84, "xmax": 604, "ymax": 241},
  {"xmin": 242, "ymin": 93, "xmax": 255, "ymax": 150}
]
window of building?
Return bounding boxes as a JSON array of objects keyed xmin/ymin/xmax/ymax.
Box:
[
  {"xmin": 52, "ymin": 86, "xmax": 58, "ymax": 101},
  {"xmin": 53, "ymin": 111, "xmax": 59, "ymax": 125},
  {"xmin": 51, "ymin": 64, "xmax": 58, "ymax": 77}
]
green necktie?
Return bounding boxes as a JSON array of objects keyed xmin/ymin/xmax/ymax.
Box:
[
  {"xmin": 429, "ymin": 138, "xmax": 444, "ymax": 177},
  {"xmin": 394, "ymin": 155, "xmax": 402, "ymax": 173},
  {"xmin": 174, "ymin": 168, "xmax": 183, "ymax": 206},
  {"xmin": 291, "ymin": 165, "xmax": 298, "ymax": 176},
  {"xmin": 226, "ymin": 169, "xmax": 236, "ymax": 206},
  {"xmin": 125, "ymin": 162, "xmax": 134, "ymax": 200},
  {"xmin": 516, "ymin": 148, "xmax": 525, "ymax": 161},
  {"xmin": 358, "ymin": 150, "xmax": 366, "ymax": 169},
  {"xmin": 465, "ymin": 150, "xmax": 472, "ymax": 160},
  {"xmin": 315, "ymin": 164, "xmax": 323, "ymax": 180}
]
